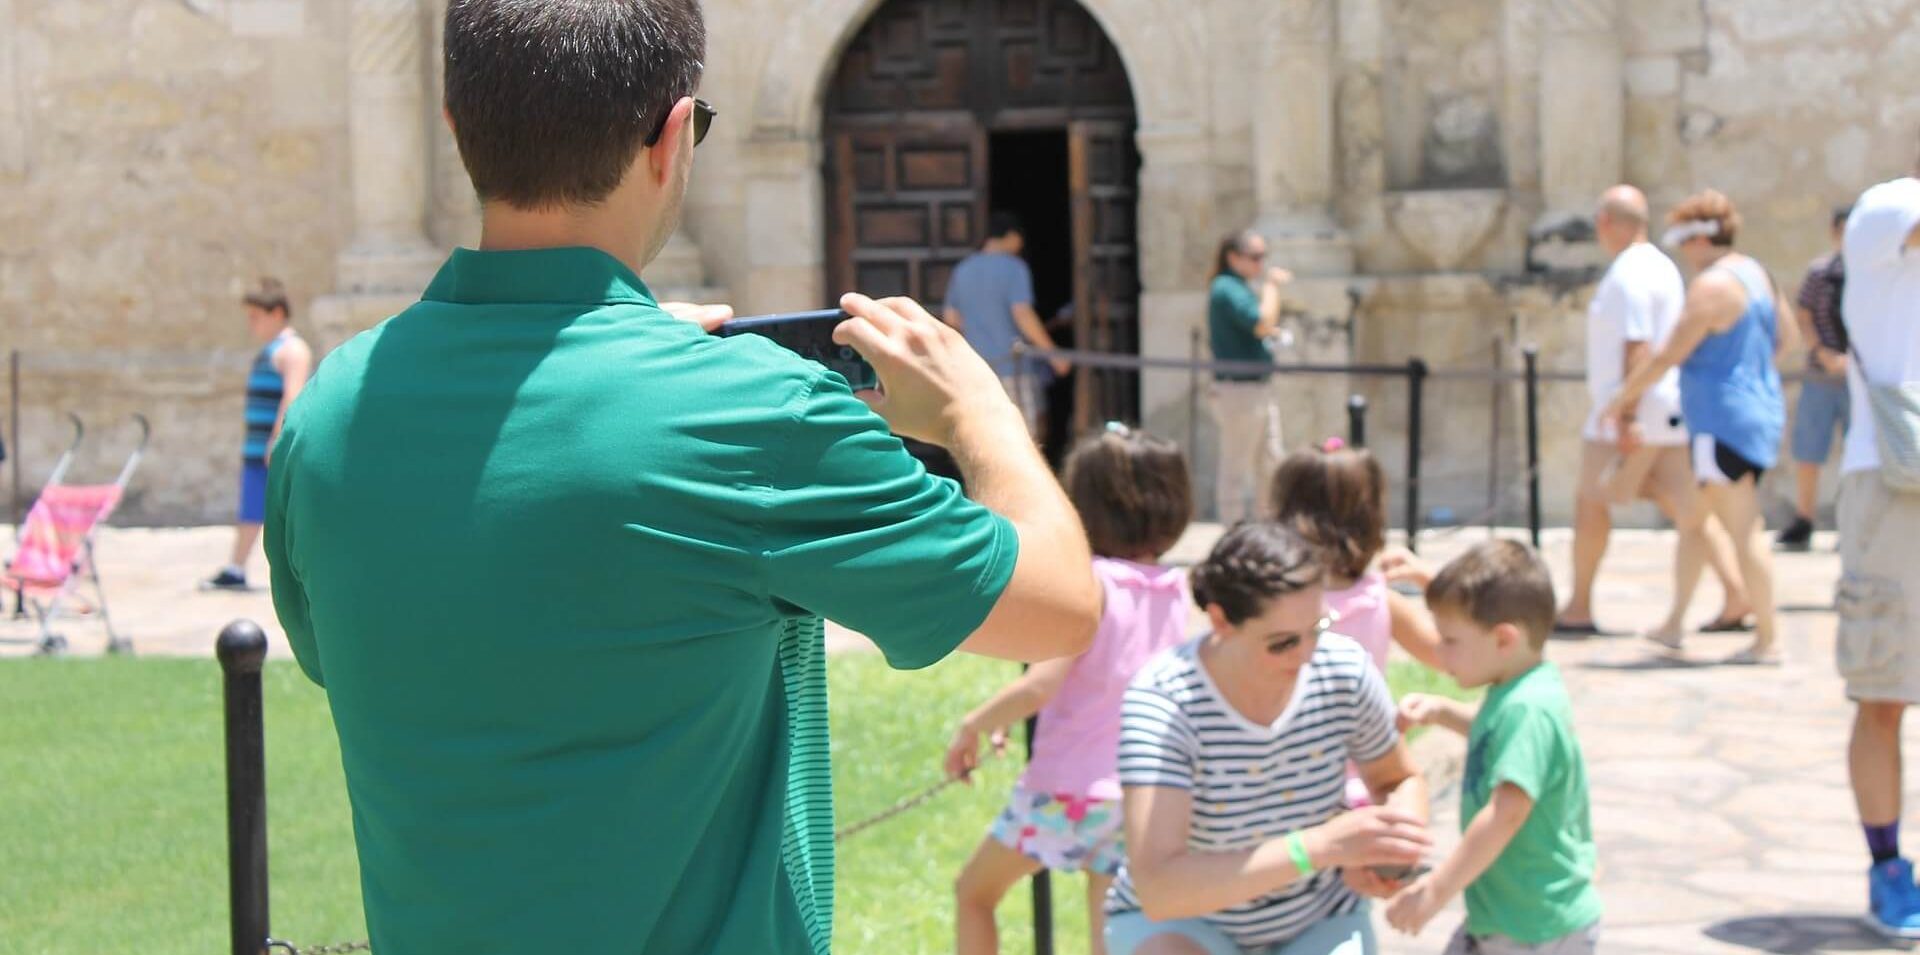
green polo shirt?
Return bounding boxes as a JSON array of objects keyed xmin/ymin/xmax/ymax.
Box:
[
  {"xmin": 265, "ymin": 247, "xmax": 1018, "ymax": 955},
  {"xmin": 1207, "ymin": 273, "xmax": 1271, "ymax": 381}
]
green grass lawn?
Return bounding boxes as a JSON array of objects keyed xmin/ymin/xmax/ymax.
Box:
[{"xmin": 0, "ymin": 653, "xmax": 1468, "ymax": 955}]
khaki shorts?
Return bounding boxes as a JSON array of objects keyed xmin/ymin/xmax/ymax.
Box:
[
  {"xmin": 1837, "ymin": 472, "xmax": 1920, "ymax": 704},
  {"xmin": 1442, "ymin": 922, "xmax": 1598, "ymax": 955},
  {"xmin": 998, "ymin": 373, "xmax": 1042, "ymax": 437}
]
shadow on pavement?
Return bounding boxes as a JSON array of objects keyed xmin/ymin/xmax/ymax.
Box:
[
  {"xmin": 1575, "ymin": 655, "xmax": 1721, "ymax": 671},
  {"xmin": 1704, "ymin": 913, "xmax": 1912, "ymax": 953}
]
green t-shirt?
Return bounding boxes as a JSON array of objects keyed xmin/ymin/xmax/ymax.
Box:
[
  {"xmin": 265, "ymin": 247, "xmax": 1018, "ymax": 955},
  {"xmin": 1460, "ymin": 663, "xmax": 1602, "ymax": 943},
  {"xmin": 1207, "ymin": 273, "xmax": 1271, "ymax": 380}
]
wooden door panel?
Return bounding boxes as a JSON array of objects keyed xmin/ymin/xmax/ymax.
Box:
[
  {"xmin": 1070, "ymin": 118, "xmax": 1141, "ymax": 428},
  {"xmin": 828, "ymin": 124, "xmax": 988, "ymax": 304}
]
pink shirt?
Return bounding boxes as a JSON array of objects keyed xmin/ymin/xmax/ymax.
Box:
[
  {"xmin": 1325, "ymin": 571, "xmax": 1393, "ymax": 672},
  {"xmin": 1019, "ymin": 558, "xmax": 1191, "ymax": 801}
]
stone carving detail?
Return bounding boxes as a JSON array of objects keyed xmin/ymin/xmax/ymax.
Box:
[
  {"xmin": 1385, "ymin": 188, "xmax": 1508, "ymax": 271},
  {"xmin": 1268, "ymin": 0, "xmax": 1334, "ymax": 40},
  {"xmin": 1545, "ymin": 0, "xmax": 1617, "ymax": 34}
]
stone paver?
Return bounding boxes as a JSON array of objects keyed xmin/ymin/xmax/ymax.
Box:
[{"xmin": 7, "ymin": 523, "xmax": 1918, "ymax": 953}]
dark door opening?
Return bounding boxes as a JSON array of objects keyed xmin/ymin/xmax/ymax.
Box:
[{"xmin": 988, "ymin": 129, "xmax": 1078, "ymax": 466}]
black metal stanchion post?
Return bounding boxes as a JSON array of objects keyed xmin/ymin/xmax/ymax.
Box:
[
  {"xmin": 1188, "ymin": 328, "xmax": 1202, "ymax": 458},
  {"xmin": 1523, "ymin": 346, "xmax": 1543, "ymax": 549},
  {"xmin": 1347, "ymin": 394, "xmax": 1367, "ymax": 449},
  {"xmin": 1404, "ymin": 359, "xmax": 1427, "ymax": 554},
  {"xmin": 219, "ymin": 620, "xmax": 271, "ymax": 955},
  {"xmin": 8, "ymin": 349, "xmax": 18, "ymax": 533},
  {"xmin": 1026, "ymin": 710, "xmax": 1054, "ymax": 955}
]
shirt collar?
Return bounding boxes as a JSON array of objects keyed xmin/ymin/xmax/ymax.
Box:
[{"xmin": 422, "ymin": 247, "xmax": 658, "ymax": 307}]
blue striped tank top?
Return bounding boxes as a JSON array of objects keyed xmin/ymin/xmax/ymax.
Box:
[{"xmin": 243, "ymin": 337, "xmax": 287, "ymax": 464}]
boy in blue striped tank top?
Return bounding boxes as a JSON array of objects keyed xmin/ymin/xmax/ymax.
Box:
[{"xmin": 204, "ymin": 278, "xmax": 311, "ymax": 591}]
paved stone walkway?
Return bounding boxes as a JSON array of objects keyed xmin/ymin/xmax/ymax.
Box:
[{"xmin": 6, "ymin": 523, "xmax": 1917, "ymax": 953}]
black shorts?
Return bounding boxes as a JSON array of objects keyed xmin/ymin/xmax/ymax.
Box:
[{"xmin": 1692, "ymin": 434, "xmax": 1766, "ymax": 485}]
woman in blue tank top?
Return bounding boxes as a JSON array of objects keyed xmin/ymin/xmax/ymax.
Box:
[{"xmin": 1607, "ymin": 190, "xmax": 1797, "ymax": 665}]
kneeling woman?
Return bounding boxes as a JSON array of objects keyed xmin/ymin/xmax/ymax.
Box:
[{"xmin": 1107, "ymin": 523, "xmax": 1432, "ymax": 955}]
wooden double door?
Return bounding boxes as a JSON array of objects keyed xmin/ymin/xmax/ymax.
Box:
[{"xmin": 822, "ymin": 0, "xmax": 1141, "ymax": 430}]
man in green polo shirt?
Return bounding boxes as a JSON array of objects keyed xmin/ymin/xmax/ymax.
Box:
[
  {"xmin": 1206, "ymin": 229, "xmax": 1292, "ymax": 522},
  {"xmin": 263, "ymin": 3, "xmax": 1100, "ymax": 954}
]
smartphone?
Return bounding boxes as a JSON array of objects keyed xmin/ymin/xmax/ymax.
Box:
[
  {"xmin": 1370, "ymin": 863, "xmax": 1432, "ymax": 882},
  {"xmin": 716, "ymin": 309, "xmax": 879, "ymax": 392}
]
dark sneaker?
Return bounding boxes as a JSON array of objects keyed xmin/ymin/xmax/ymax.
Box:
[
  {"xmin": 1775, "ymin": 517, "xmax": 1814, "ymax": 553},
  {"xmin": 1867, "ymin": 858, "xmax": 1920, "ymax": 939},
  {"xmin": 200, "ymin": 569, "xmax": 249, "ymax": 592}
]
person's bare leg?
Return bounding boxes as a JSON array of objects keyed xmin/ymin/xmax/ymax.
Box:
[
  {"xmin": 1705, "ymin": 480, "xmax": 1775, "ymax": 656},
  {"xmin": 955, "ymin": 837, "xmax": 1043, "ymax": 955},
  {"xmin": 1646, "ymin": 450, "xmax": 1706, "ymax": 643},
  {"xmin": 1796, "ymin": 461, "xmax": 1822, "ymax": 524},
  {"xmin": 1854, "ymin": 702, "xmax": 1907, "ymax": 832},
  {"xmin": 1563, "ymin": 445, "xmax": 1613, "ymax": 627},
  {"xmin": 228, "ymin": 523, "xmax": 263, "ymax": 572},
  {"xmin": 1087, "ymin": 872, "xmax": 1114, "ymax": 955},
  {"xmin": 1697, "ymin": 513, "xmax": 1753, "ymax": 625}
]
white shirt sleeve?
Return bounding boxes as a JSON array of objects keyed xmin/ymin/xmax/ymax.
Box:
[
  {"xmin": 1611, "ymin": 265, "xmax": 1657, "ymax": 344},
  {"xmin": 1846, "ymin": 179, "xmax": 1920, "ymax": 270}
]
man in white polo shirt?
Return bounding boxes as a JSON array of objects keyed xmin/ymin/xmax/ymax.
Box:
[
  {"xmin": 1560, "ymin": 185, "xmax": 1749, "ymax": 641},
  {"xmin": 1836, "ymin": 160, "xmax": 1920, "ymax": 938}
]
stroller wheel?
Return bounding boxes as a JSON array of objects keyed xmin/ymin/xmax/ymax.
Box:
[
  {"xmin": 35, "ymin": 634, "xmax": 69, "ymax": 657},
  {"xmin": 106, "ymin": 637, "xmax": 134, "ymax": 656}
]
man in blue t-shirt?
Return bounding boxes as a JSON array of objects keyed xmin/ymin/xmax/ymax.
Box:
[{"xmin": 943, "ymin": 213, "xmax": 1068, "ymax": 435}]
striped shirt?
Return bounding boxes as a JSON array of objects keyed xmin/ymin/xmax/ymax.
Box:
[
  {"xmin": 1108, "ymin": 634, "xmax": 1399, "ymax": 948},
  {"xmin": 242, "ymin": 335, "xmax": 288, "ymax": 464}
]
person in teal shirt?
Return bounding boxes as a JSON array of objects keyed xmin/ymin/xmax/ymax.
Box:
[
  {"xmin": 263, "ymin": 3, "xmax": 1101, "ymax": 954},
  {"xmin": 1206, "ymin": 231, "xmax": 1291, "ymax": 522},
  {"xmin": 1385, "ymin": 541, "xmax": 1603, "ymax": 954}
]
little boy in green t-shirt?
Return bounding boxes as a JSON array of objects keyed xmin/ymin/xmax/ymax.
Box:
[{"xmin": 1381, "ymin": 540, "xmax": 1603, "ymax": 953}]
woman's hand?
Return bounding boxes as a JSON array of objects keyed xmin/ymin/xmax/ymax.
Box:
[
  {"xmin": 1307, "ymin": 807, "xmax": 1431, "ymax": 870},
  {"xmin": 1385, "ymin": 875, "xmax": 1447, "ymax": 935},
  {"xmin": 943, "ymin": 720, "xmax": 983, "ymax": 783}
]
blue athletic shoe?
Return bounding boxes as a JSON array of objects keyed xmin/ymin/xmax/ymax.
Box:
[{"xmin": 1867, "ymin": 859, "xmax": 1920, "ymax": 939}]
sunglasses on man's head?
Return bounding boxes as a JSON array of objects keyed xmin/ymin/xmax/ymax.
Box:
[
  {"xmin": 1263, "ymin": 616, "xmax": 1333, "ymax": 656},
  {"xmin": 647, "ymin": 98, "xmax": 717, "ymax": 148}
]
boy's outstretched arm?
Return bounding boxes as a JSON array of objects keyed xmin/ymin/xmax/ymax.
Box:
[
  {"xmin": 1384, "ymin": 783, "xmax": 1534, "ymax": 934},
  {"xmin": 1398, "ymin": 694, "xmax": 1476, "ymax": 737},
  {"xmin": 942, "ymin": 656, "xmax": 1076, "ymax": 781}
]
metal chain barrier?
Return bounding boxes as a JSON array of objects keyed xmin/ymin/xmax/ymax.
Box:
[
  {"xmin": 833, "ymin": 773, "xmax": 965, "ymax": 844},
  {"xmin": 267, "ymin": 938, "xmax": 372, "ymax": 955}
]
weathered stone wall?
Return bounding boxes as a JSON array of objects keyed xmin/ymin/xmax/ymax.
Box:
[
  {"xmin": 4, "ymin": 0, "xmax": 1917, "ymax": 526},
  {"xmin": 2, "ymin": 0, "xmax": 351, "ymax": 523}
]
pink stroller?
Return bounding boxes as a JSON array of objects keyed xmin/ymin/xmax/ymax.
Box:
[{"xmin": 4, "ymin": 414, "xmax": 150, "ymax": 656}]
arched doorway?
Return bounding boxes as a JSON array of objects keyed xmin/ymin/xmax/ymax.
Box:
[{"xmin": 822, "ymin": 0, "xmax": 1142, "ymax": 456}]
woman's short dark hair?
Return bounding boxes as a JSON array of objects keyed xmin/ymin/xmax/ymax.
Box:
[
  {"xmin": 1271, "ymin": 445, "xmax": 1387, "ymax": 582},
  {"xmin": 1062, "ymin": 426, "xmax": 1193, "ymax": 560},
  {"xmin": 1667, "ymin": 189, "xmax": 1740, "ymax": 248},
  {"xmin": 1190, "ymin": 522, "xmax": 1323, "ymax": 626},
  {"xmin": 1213, "ymin": 230, "xmax": 1259, "ymax": 277},
  {"xmin": 444, "ymin": 0, "xmax": 706, "ymax": 209}
]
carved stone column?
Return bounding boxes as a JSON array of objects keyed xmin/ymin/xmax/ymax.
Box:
[
  {"xmin": 1252, "ymin": 0, "xmax": 1354, "ymax": 275},
  {"xmin": 0, "ymin": 0, "xmax": 23, "ymax": 178},
  {"xmin": 337, "ymin": 0, "xmax": 440, "ymax": 293},
  {"xmin": 1536, "ymin": 0, "xmax": 1623, "ymax": 224}
]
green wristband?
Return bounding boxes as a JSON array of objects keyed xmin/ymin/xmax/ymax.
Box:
[{"xmin": 1285, "ymin": 831, "xmax": 1315, "ymax": 876}]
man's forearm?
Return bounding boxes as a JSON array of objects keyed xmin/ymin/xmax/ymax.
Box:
[{"xmin": 1131, "ymin": 838, "xmax": 1306, "ymax": 921}]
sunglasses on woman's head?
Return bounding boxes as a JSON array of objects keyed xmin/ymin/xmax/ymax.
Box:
[
  {"xmin": 646, "ymin": 98, "xmax": 717, "ymax": 148},
  {"xmin": 1264, "ymin": 616, "xmax": 1333, "ymax": 656}
]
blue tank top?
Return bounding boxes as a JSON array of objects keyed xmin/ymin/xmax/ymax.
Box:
[
  {"xmin": 243, "ymin": 336, "xmax": 287, "ymax": 464},
  {"xmin": 1679, "ymin": 257, "xmax": 1785, "ymax": 468}
]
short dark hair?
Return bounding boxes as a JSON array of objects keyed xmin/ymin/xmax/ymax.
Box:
[
  {"xmin": 444, "ymin": 0, "xmax": 707, "ymax": 209},
  {"xmin": 242, "ymin": 278, "xmax": 291, "ymax": 320},
  {"xmin": 986, "ymin": 212, "xmax": 1023, "ymax": 241},
  {"xmin": 1190, "ymin": 522, "xmax": 1323, "ymax": 626},
  {"xmin": 1062, "ymin": 426, "xmax": 1193, "ymax": 560},
  {"xmin": 1425, "ymin": 540, "xmax": 1557, "ymax": 649},
  {"xmin": 1271, "ymin": 445, "xmax": 1387, "ymax": 582},
  {"xmin": 1833, "ymin": 203, "xmax": 1856, "ymax": 230},
  {"xmin": 1214, "ymin": 229, "xmax": 1260, "ymax": 277}
]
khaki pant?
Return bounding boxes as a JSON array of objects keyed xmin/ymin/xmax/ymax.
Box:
[
  {"xmin": 1442, "ymin": 922, "xmax": 1599, "ymax": 955},
  {"xmin": 1837, "ymin": 472, "xmax": 1920, "ymax": 704},
  {"xmin": 1210, "ymin": 380, "xmax": 1283, "ymax": 524}
]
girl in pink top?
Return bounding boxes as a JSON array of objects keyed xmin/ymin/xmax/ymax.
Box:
[
  {"xmin": 1271, "ymin": 441, "xmax": 1443, "ymax": 806},
  {"xmin": 945, "ymin": 425, "xmax": 1194, "ymax": 955}
]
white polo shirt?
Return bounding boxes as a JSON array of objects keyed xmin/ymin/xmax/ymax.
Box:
[
  {"xmin": 1842, "ymin": 177, "xmax": 1920, "ymax": 475},
  {"xmin": 1585, "ymin": 242, "xmax": 1687, "ymax": 445}
]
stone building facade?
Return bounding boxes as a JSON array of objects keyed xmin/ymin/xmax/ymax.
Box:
[{"xmin": 3, "ymin": 0, "xmax": 1918, "ymax": 525}]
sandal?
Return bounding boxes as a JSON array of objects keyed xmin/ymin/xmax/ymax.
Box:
[
  {"xmin": 1554, "ymin": 619, "xmax": 1605, "ymax": 637},
  {"xmin": 1723, "ymin": 645, "xmax": 1782, "ymax": 667},
  {"xmin": 1700, "ymin": 615, "xmax": 1755, "ymax": 633}
]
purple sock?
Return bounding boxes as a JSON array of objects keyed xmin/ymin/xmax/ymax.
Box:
[{"xmin": 1867, "ymin": 821, "xmax": 1902, "ymax": 864}]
